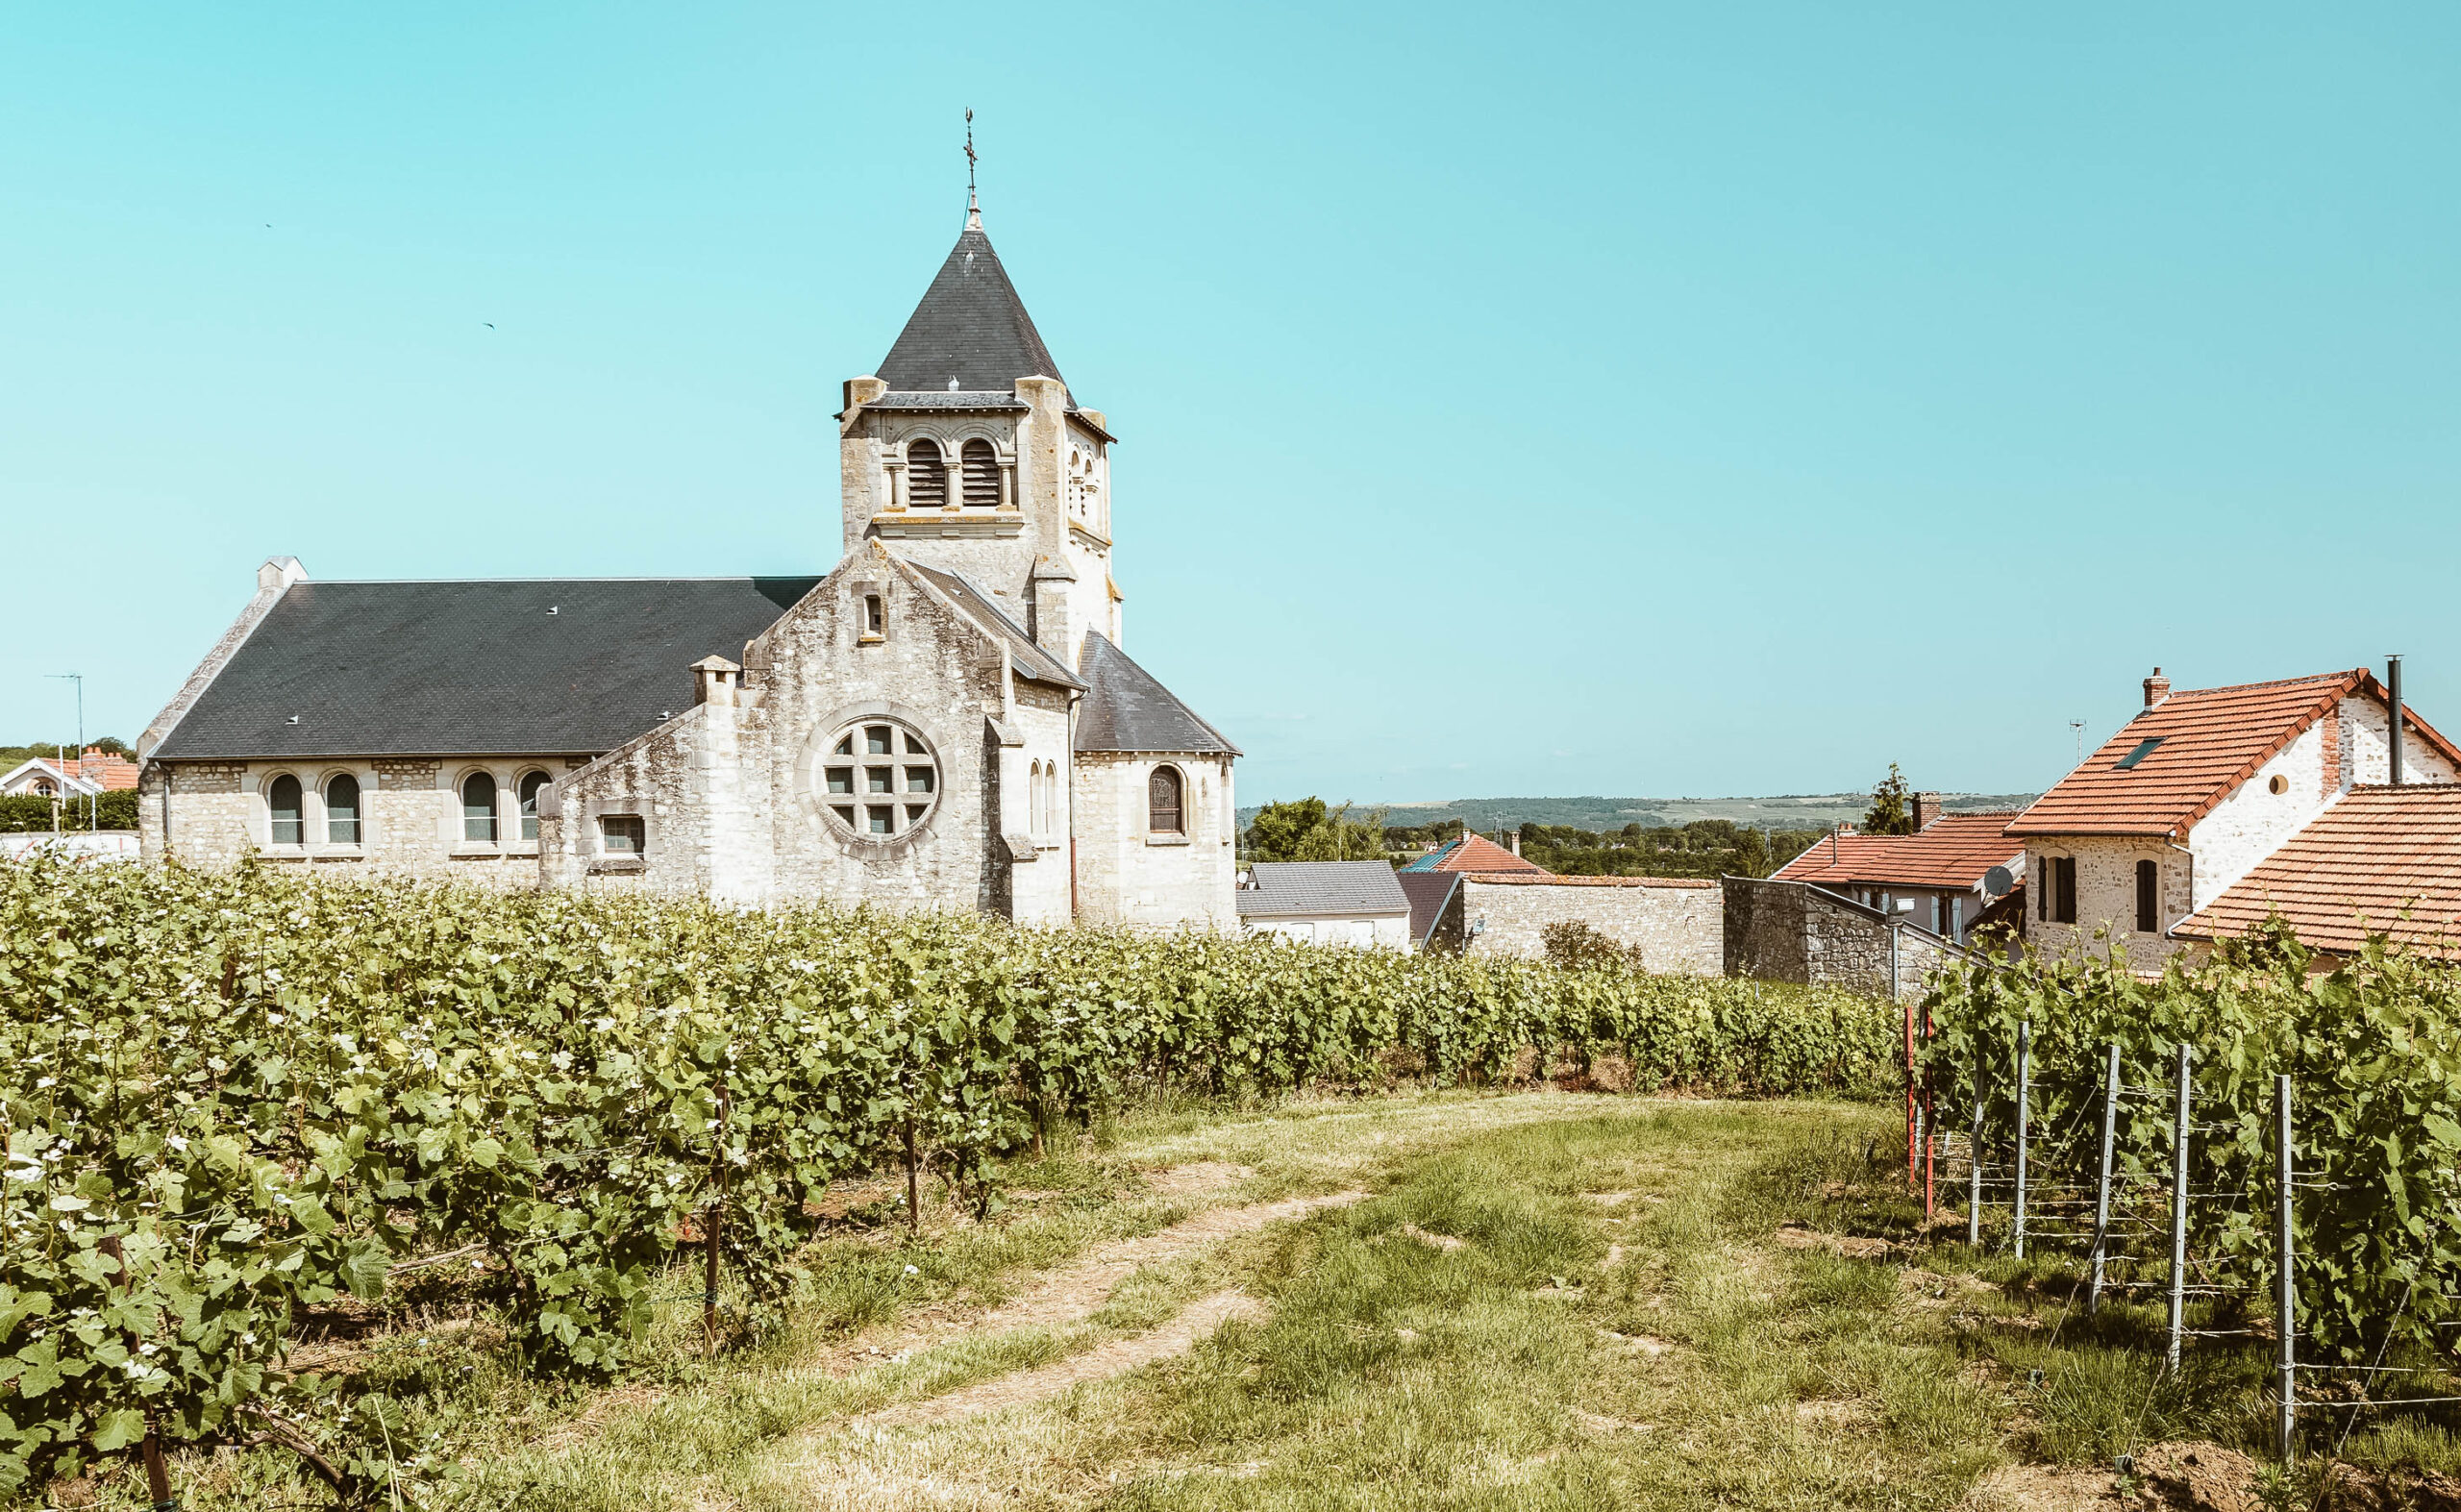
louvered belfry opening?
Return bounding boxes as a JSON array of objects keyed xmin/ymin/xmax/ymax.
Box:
[
  {"xmin": 961, "ymin": 438, "xmax": 1001, "ymax": 508},
  {"xmin": 907, "ymin": 439, "xmax": 948, "ymax": 508}
]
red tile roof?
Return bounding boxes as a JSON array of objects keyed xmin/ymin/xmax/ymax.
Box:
[
  {"xmin": 2005, "ymin": 670, "xmax": 2461, "ymax": 839},
  {"xmin": 1426, "ymin": 834, "xmax": 1550, "ymax": 875},
  {"xmin": 1461, "ymin": 873, "xmax": 1716, "ymax": 889},
  {"xmin": 1772, "ymin": 812, "xmax": 2024, "ymax": 891},
  {"xmin": 2175, "ymin": 784, "xmax": 2461, "ymax": 957}
]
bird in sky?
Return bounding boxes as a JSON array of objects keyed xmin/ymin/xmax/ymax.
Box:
[{"xmin": 484, "ymin": 323, "xmax": 495, "ymax": 329}]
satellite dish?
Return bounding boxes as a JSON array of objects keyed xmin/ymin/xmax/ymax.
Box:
[{"xmin": 1982, "ymin": 865, "xmax": 2015, "ymax": 899}]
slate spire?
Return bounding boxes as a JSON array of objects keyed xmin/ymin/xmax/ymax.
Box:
[{"xmin": 877, "ymin": 211, "xmax": 1068, "ymax": 397}]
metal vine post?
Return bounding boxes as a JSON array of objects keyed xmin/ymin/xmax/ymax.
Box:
[
  {"xmin": 2014, "ymin": 1020, "xmax": 2031, "ymax": 1259},
  {"xmin": 2276, "ymin": 1072, "xmax": 2296, "ymax": 1459},
  {"xmin": 2167, "ymin": 1042, "xmax": 2193, "ymax": 1374},
  {"xmin": 2090, "ymin": 1041, "xmax": 2119, "ymax": 1317}
]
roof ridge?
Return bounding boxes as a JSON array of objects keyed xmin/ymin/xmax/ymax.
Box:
[{"xmin": 2165, "ymin": 668, "xmax": 2361, "ymax": 698}]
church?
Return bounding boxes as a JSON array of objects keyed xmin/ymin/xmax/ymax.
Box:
[{"xmin": 134, "ymin": 198, "xmax": 1242, "ymax": 930}]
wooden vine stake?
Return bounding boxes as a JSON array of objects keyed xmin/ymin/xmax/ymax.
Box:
[
  {"xmin": 903, "ymin": 1116, "xmax": 921, "ymax": 1238},
  {"xmin": 100, "ymin": 1235, "xmax": 174, "ymax": 1510},
  {"xmin": 705, "ymin": 1067, "xmax": 730, "ymax": 1338}
]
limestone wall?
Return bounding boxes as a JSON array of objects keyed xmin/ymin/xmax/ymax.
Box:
[
  {"xmin": 2020, "ymin": 836, "xmax": 2195, "ymax": 970},
  {"xmin": 146, "ymin": 755, "xmax": 577, "ymax": 887},
  {"xmin": 1722, "ymin": 876, "xmax": 1961, "ymax": 999},
  {"xmin": 1459, "ymin": 875, "xmax": 1722, "ymax": 975},
  {"xmin": 1072, "ymin": 752, "xmax": 1237, "ymax": 931}
]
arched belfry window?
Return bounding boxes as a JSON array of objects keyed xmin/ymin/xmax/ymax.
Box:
[
  {"xmin": 462, "ymin": 772, "xmax": 498, "ymax": 843},
  {"xmin": 907, "ymin": 439, "xmax": 947, "ymax": 508},
  {"xmin": 1148, "ymin": 765, "xmax": 1184, "ymax": 835},
  {"xmin": 267, "ymin": 774, "xmax": 304, "ymax": 847},
  {"xmin": 961, "ymin": 439, "xmax": 1000, "ymax": 508}
]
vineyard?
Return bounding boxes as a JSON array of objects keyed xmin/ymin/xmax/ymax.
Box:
[
  {"xmin": 0, "ymin": 858, "xmax": 1894, "ymax": 1501},
  {"xmin": 1923, "ymin": 923, "xmax": 2461, "ymax": 1457}
]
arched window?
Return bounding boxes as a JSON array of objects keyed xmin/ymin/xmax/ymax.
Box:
[
  {"xmin": 518, "ymin": 771, "xmax": 550, "ymax": 840},
  {"xmin": 267, "ymin": 774, "xmax": 304, "ymax": 847},
  {"xmin": 1032, "ymin": 761, "xmax": 1049, "ymax": 835},
  {"xmin": 907, "ymin": 439, "xmax": 947, "ymax": 508},
  {"xmin": 462, "ymin": 772, "xmax": 498, "ymax": 843},
  {"xmin": 1148, "ymin": 765, "xmax": 1183, "ymax": 835},
  {"xmin": 325, "ymin": 773, "xmax": 360, "ymax": 845},
  {"xmin": 961, "ymin": 438, "xmax": 1000, "ymax": 508}
]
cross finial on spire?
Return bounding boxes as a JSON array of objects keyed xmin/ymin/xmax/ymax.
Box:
[{"xmin": 964, "ymin": 108, "xmax": 981, "ymax": 228}]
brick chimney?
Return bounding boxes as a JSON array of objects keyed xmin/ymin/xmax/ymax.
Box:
[
  {"xmin": 1913, "ymin": 791, "xmax": 1943, "ymax": 831},
  {"xmin": 2143, "ymin": 666, "xmax": 2171, "ymax": 708}
]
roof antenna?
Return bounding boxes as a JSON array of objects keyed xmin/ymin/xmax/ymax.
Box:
[{"xmin": 964, "ymin": 108, "xmax": 981, "ymax": 230}]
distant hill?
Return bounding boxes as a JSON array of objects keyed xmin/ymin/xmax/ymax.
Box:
[{"xmin": 1237, "ymin": 793, "xmax": 2038, "ymax": 833}]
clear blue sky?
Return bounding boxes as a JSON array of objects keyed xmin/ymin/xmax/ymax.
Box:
[{"xmin": 6, "ymin": 6, "xmax": 2457, "ymax": 805}]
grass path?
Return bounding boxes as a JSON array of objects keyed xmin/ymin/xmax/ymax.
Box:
[{"xmin": 85, "ymin": 1085, "xmax": 2416, "ymax": 1510}]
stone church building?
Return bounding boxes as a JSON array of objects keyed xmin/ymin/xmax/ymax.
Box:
[{"xmin": 136, "ymin": 202, "xmax": 1241, "ymax": 930}]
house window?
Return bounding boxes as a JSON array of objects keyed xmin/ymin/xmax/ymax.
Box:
[
  {"xmin": 1148, "ymin": 765, "xmax": 1184, "ymax": 835},
  {"xmin": 961, "ymin": 438, "xmax": 1000, "ymax": 507},
  {"xmin": 325, "ymin": 774, "xmax": 360, "ymax": 845},
  {"xmin": 2041, "ymin": 855, "xmax": 2078, "ymax": 924},
  {"xmin": 268, "ymin": 774, "xmax": 304, "ymax": 847},
  {"xmin": 2135, "ymin": 859, "xmax": 2159, "ymax": 933},
  {"xmin": 599, "ymin": 814, "xmax": 645, "ymax": 855},
  {"xmin": 462, "ymin": 772, "xmax": 498, "ymax": 843},
  {"xmin": 819, "ymin": 719, "xmax": 939, "ymax": 838},
  {"xmin": 518, "ymin": 771, "xmax": 550, "ymax": 840},
  {"xmin": 907, "ymin": 440, "xmax": 947, "ymax": 508},
  {"xmin": 863, "ymin": 594, "xmax": 884, "ymax": 638}
]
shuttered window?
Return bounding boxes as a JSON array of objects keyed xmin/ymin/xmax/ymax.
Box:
[
  {"xmin": 1148, "ymin": 765, "xmax": 1183, "ymax": 835},
  {"xmin": 907, "ymin": 440, "xmax": 947, "ymax": 508},
  {"xmin": 2135, "ymin": 859, "xmax": 2158, "ymax": 933},
  {"xmin": 961, "ymin": 439, "xmax": 1001, "ymax": 507}
]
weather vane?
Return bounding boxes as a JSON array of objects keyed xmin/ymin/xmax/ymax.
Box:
[{"xmin": 964, "ymin": 108, "xmax": 977, "ymax": 207}]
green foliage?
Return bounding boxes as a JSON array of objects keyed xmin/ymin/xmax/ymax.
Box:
[
  {"xmin": 1244, "ymin": 798, "xmax": 1389, "ymax": 864},
  {"xmin": 1924, "ymin": 928, "xmax": 2461, "ymax": 1365},
  {"xmin": 1497, "ymin": 819, "xmax": 1827, "ymax": 880},
  {"xmin": 1539, "ymin": 920, "xmax": 1647, "ymax": 973},
  {"xmin": 0, "ymin": 740, "xmax": 131, "ymax": 774},
  {"xmin": 0, "ymin": 857, "xmax": 1894, "ymax": 1496},
  {"xmin": 0, "ymin": 790, "xmax": 139, "ymax": 833},
  {"xmin": 1863, "ymin": 763, "xmax": 1914, "ymax": 836}
]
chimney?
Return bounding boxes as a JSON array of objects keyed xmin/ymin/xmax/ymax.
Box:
[
  {"xmin": 1505, "ymin": 830, "xmax": 1522, "ymax": 857},
  {"xmin": 2388, "ymin": 655, "xmax": 2405, "ymax": 786},
  {"xmin": 2143, "ymin": 666, "xmax": 2171, "ymax": 708},
  {"xmin": 690, "ymin": 654, "xmax": 742, "ymax": 709},
  {"xmin": 1913, "ymin": 791, "xmax": 1943, "ymax": 831}
]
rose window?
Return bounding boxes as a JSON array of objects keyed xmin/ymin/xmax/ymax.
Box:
[{"xmin": 821, "ymin": 719, "xmax": 940, "ymax": 837}]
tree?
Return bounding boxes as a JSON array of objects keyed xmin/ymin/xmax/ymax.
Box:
[
  {"xmin": 1863, "ymin": 763, "xmax": 1914, "ymax": 836},
  {"xmin": 1245, "ymin": 798, "xmax": 1329, "ymax": 861},
  {"xmin": 1245, "ymin": 797, "xmax": 1390, "ymax": 863}
]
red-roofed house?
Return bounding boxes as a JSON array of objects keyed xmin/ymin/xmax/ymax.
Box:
[
  {"xmin": 2006, "ymin": 663, "xmax": 2461, "ymax": 966},
  {"xmin": 2172, "ymin": 785, "xmax": 2461, "ymax": 957},
  {"xmin": 1771, "ymin": 796, "xmax": 2023, "ymax": 945},
  {"xmin": 1, "ymin": 750, "xmax": 140, "ymax": 800},
  {"xmin": 1397, "ymin": 831, "xmax": 1549, "ymax": 877}
]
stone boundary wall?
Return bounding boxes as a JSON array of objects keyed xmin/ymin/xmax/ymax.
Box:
[
  {"xmin": 1459, "ymin": 874, "xmax": 1722, "ymax": 976},
  {"xmin": 1722, "ymin": 875, "xmax": 1966, "ymax": 1000}
]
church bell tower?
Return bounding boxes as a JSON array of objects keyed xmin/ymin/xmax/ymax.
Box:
[{"xmin": 837, "ymin": 197, "xmax": 1122, "ymax": 669}]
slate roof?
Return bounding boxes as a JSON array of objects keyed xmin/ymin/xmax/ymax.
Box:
[
  {"xmin": 1397, "ymin": 834, "xmax": 1548, "ymax": 876},
  {"xmin": 1236, "ymin": 861, "xmax": 1410, "ymax": 919},
  {"xmin": 2006, "ymin": 670, "xmax": 2461, "ymax": 839},
  {"xmin": 1075, "ymin": 633, "xmax": 1238, "ymax": 755},
  {"xmin": 150, "ymin": 578, "xmax": 819, "ymax": 760},
  {"xmin": 876, "ymin": 217, "xmax": 1069, "ymax": 400},
  {"xmin": 906, "ymin": 564, "xmax": 1084, "ymax": 689},
  {"xmin": 1396, "ymin": 871, "xmax": 1460, "ymax": 947},
  {"xmin": 2175, "ymin": 785, "xmax": 2461, "ymax": 957},
  {"xmin": 1773, "ymin": 813, "xmax": 2025, "ymax": 892}
]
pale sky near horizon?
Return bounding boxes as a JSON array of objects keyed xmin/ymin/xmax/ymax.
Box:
[{"xmin": 5, "ymin": 6, "xmax": 2457, "ymax": 805}]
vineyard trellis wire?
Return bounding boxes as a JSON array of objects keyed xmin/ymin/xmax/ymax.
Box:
[{"xmin": 1915, "ymin": 923, "xmax": 2461, "ymax": 1459}]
